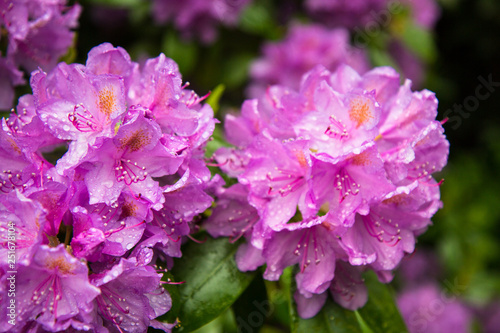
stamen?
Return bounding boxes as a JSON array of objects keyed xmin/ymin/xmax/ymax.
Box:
[
  {"xmin": 325, "ymin": 115, "xmax": 349, "ymax": 140},
  {"xmin": 362, "ymin": 212, "xmax": 401, "ymax": 246},
  {"xmin": 68, "ymin": 104, "xmax": 102, "ymax": 132},
  {"xmin": 335, "ymin": 169, "xmax": 360, "ymax": 203}
]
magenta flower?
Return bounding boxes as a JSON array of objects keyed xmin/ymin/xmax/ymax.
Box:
[
  {"xmin": 212, "ymin": 64, "xmax": 449, "ymax": 318},
  {"xmin": 0, "ymin": 244, "xmax": 100, "ymax": 331},
  {"xmin": 0, "ymin": 42, "xmax": 216, "ymax": 331},
  {"xmin": 90, "ymin": 258, "xmax": 171, "ymax": 333},
  {"xmin": 32, "ymin": 63, "xmax": 128, "ymax": 174},
  {"xmin": 0, "ymin": 191, "xmax": 47, "ymax": 266}
]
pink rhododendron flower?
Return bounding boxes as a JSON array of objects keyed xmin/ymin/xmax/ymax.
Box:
[
  {"xmin": 209, "ymin": 63, "xmax": 448, "ymax": 318},
  {"xmin": 0, "ymin": 42, "xmax": 216, "ymax": 331}
]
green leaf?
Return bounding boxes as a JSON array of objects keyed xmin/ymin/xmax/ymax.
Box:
[
  {"xmin": 204, "ymin": 124, "xmax": 230, "ymax": 159},
  {"xmin": 399, "ymin": 22, "xmax": 437, "ymax": 62},
  {"xmin": 238, "ymin": 1, "xmax": 280, "ymax": 39},
  {"xmin": 157, "ymin": 271, "xmax": 182, "ymax": 325},
  {"xmin": 85, "ymin": 0, "xmax": 142, "ymax": 7},
  {"xmin": 291, "ymin": 297, "xmax": 362, "ymax": 333},
  {"xmin": 161, "ymin": 32, "xmax": 198, "ymax": 76},
  {"xmin": 232, "ymin": 274, "xmax": 269, "ymax": 333},
  {"xmin": 289, "ymin": 271, "xmax": 407, "ymax": 333},
  {"xmin": 221, "ymin": 53, "xmax": 254, "ymax": 88},
  {"xmin": 356, "ymin": 271, "xmax": 408, "ymax": 333},
  {"xmin": 169, "ymin": 235, "xmax": 256, "ymax": 332},
  {"xmin": 205, "ymin": 84, "xmax": 225, "ymax": 115},
  {"xmin": 368, "ymin": 47, "xmax": 400, "ymax": 72}
]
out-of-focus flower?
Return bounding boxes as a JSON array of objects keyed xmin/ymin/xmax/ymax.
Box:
[
  {"xmin": 152, "ymin": 0, "xmax": 251, "ymax": 43},
  {"xmin": 248, "ymin": 24, "xmax": 369, "ymax": 98},
  {"xmin": 0, "ymin": 0, "xmax": 81, "ymax": 109},
  {"xmin": 397, "ymin": 283, "xmax": 472, "ymax": 333}
]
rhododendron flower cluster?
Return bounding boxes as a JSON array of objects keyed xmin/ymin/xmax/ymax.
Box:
[
  {"xmin": 207, "ymin": 64, "xmax": 449, "ymax": 318},
  {"xmin": 0, "ymin": 0, "xmax": 81, "ymax": 109},
  {"xmin": 152, "ymin": 0, "xmax": 251, "ymax": 43},
  {"xmin": 0, "ymin": 43, "xmax": 216, "ymax": 331}
]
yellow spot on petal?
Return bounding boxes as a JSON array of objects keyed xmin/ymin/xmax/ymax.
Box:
[
  {"xmin": 349, "ymin": 96, "xmax": 374, "ymax": 128},
  {"xmin": 114, "ymin": 120, "xmax": 122, "ymax": 135},
  {"xmin": 45, "ymin": 256, "xmax": 75, "ymax": 275},
  {"xmin": 382, "ymin": 193, "xmax": 408, "ymax": 206},
  {"xmin": 7, "ymin": 137, "xmax": 21, "ymax": 154},
  {"xmin": 99, "ymin": 87, "xmax": 117, "ymax": 118},
  {"xmin": 349, "ymin": 151, "xmax": 372, "ymax": 166},
  {"xmin": 374, "ymin": 134, "xmax": 383, "ymax": 141},
  {"xmin": 294, "ymin": 150, "xmax": 308, "ymax": 168},
  {"xmin": 119, "ymin": 129, "xmax": 151, "ymax": 152},
  {"xmin": 321, "ymin": 221, "xmax": 334, "ymax": 231}
]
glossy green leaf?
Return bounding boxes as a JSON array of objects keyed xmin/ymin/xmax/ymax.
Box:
[
  {"xmin": 291, "ymin": 297, "xmax": 362, "ymax": 333},
  {"xmin": 204, "ymin": 124, "xmax": 230, "ymax": 159},
  {"xmin": 356, "ymin": 271, "xmax": 408, "ymax": 333},
  {"xmin": 290, "ymin": 271, "xmax": 407, "ymax": 333},
  {"xmin": 232, "ymin": 274, "xmax": 269, "ymax": 333},
  {"xmin": 158, "ymin": 271, "xmax": 182, "ymax": 325},
  {"xmin": 170, "ymin": 235, "xmax": 256, "ymax": 332}
]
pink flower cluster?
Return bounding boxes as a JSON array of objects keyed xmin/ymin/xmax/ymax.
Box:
[
  {"xmin": 208, "ymin": 64, "xmax": 449, "ymax": 318},
  {"xmin": 0, "ymin": 0, "xmax": 81, "ymax": 109},
  {"xmin": 0, "ymin": 43, "xmax": 216, "ymax": 332}
]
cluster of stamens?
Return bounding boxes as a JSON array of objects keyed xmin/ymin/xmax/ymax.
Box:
[
  {"xmin": 325, "ymin": 114, "xmax": 349, "ymax": 140},
  {"xmin": 0, "ymin": 170, "xmax": 29, "ymax": 193},
  {"xmin": 293, "ymin": 227, "xmax": 325, "ymax": 273},
  {"xmin": 114, "ymin": 159, "xmax": 148, "ymax": 185},
  {"xmin": 96, "ymin": 286, "xmax": 130, "ymax": 328},
  {"xmin": 31, "ymin": 274, "xmax": 62, "ymax": 315},
  {"xmin": 335, "ymin": 169, "xmax": 360, "ymax": 203},
  {"xmin": 68, "ymin": 104, "xmax": 101, "ymax": 132},
  {"xmin": 267, "ymin": 167, "xmax": 306, "ymax": 197},
  {"xmin": 362, "ymin": 212, "xmax": 401, "ymax": 246},
  {"xmin": 180, "ymin": 83, "xmax": 210, "ymax": 108}
]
